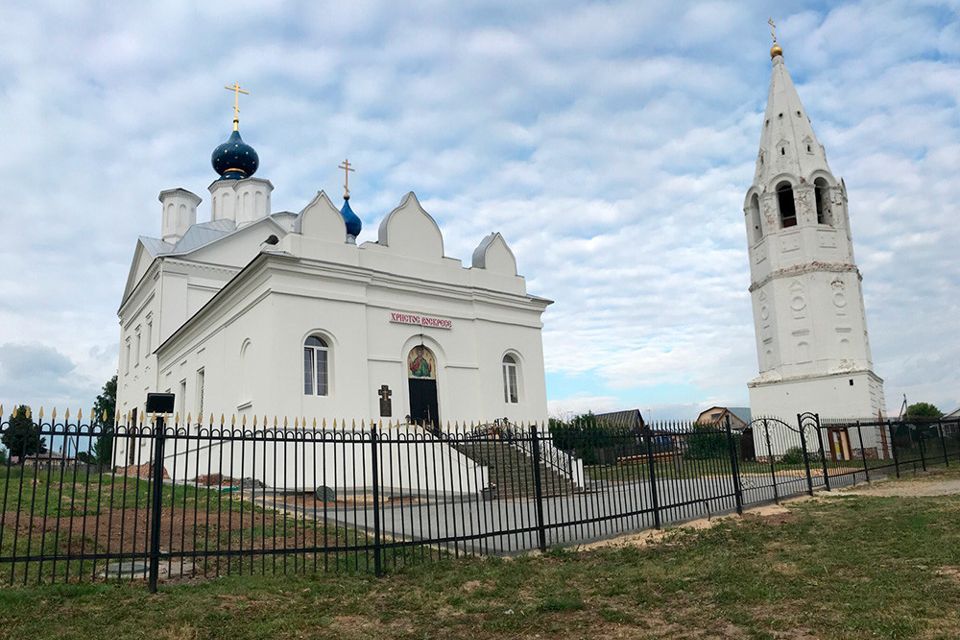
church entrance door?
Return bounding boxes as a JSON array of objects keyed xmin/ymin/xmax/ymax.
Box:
[
  {"xmin": 408, "ymin": 379, "xmax": 439, "ymax": 432},
  {"xmin": 407, "ymin": 345, "xmax": 439, "ymax": 432}
]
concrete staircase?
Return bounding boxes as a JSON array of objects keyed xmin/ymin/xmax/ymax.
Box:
[{"xmin": 449, "ymin": 438, "xmax": 578, "ymax": 499}]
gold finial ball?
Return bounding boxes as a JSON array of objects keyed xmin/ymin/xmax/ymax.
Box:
[{"xmin": 770, "ymin": 43, "xmax": 783, "ymax": 59}]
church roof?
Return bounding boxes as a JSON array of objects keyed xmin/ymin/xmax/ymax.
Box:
[
  {"xmin": 138, "ymin": 236, "xmax": 175, "ymax": 257},
  {"xmin": 172, "ymin": 219, "xmax": 237, "ymax": 253},
  {"xmin": 754, "ymin": 51, "xmax": 832, "ymax": 187}
]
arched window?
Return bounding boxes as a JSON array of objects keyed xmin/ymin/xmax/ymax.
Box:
[
  {"xmin": 748, "ymin": 194, "xmax": 762, "ymax": 243},
  {"xmin": 814, "ymin": 178, "xmax": 830, "ymax": 225},
  {"xmin": 303, "ymin": 335, "xmax": 329, "ymax": 396},
  {"xmin": 776, "ymin": 181, "xmax": 797, "ymax": 228},
  {"xmin": 502, "ymin": 354, "xmax": 519, "ymax": 404}
]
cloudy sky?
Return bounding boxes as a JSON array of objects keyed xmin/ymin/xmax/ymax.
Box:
[{"xmin": 0, "ymin": 1, "xmax": 957, "ymax": 420}]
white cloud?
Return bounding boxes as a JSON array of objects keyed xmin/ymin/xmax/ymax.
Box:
[{"xmin": 0, "ymin": 0, "xmax": 957, "ymax": 416}]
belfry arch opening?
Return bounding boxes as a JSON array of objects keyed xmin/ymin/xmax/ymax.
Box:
[
  {"xmin": 776, "ymin": 181, "xmax": 797, "ymax": 228},
  {"xmin": 748, "ymin": 193, "xmax": 762, "ymax": 243},
  {"xmin": 814, "ymin": 178, "xmax": 831, "ymax": 226}
]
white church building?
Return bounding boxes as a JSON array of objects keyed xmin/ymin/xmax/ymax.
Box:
[
  {"xmin": 115, "ymin": 97, "xmax": 551, "ymax": 441},
  {"xmin": 743, "ymin": 37, "xmax": 886, "ymax": 432}
]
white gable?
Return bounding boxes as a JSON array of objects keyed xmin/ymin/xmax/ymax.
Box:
[
  {"xmin": 376, "ymin": 192, "xmax": 444, "ymax": 260},
  {"xmin": 471, "ymin": 232, "xmax": 518, "ymax": 276},
  {"xmin": 185, "ymin": 216, "xmax": 287, "ymax": 266},
  {"xmin": 297, "ymin": 191, "xmax": 346, "ymax": 240}
]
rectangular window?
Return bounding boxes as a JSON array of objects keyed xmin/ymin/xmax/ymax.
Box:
[
  {"xmin": 135, "ymin": 332, "xmax": 141, "ymax": 365},
  {"xmin": 125, "ymin": 342, "xmax": 131, "ymax": 374},
  {"xmin": 196, "ymin": 369, "xmax": 205, "ymax": 422},
  {"xmin": 145, "ymin": 320, "xmax": 153, "ymax": 355},
  {"xmin": 316, "ymin": 349, "xmax": 328, "ymax": 396},
  {"xmin": 304, "ymin": 348, "xmax": 314, "ymax": 395}
]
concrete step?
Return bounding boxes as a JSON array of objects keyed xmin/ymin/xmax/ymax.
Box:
[{"xmin": 450, "ymin": 439, "xmax": 578, "ymax": 499}]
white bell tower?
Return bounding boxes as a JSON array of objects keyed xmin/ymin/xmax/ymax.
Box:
[{"xmin": 744, "ymin": 35, "xmax": 886, "ymax": 421}]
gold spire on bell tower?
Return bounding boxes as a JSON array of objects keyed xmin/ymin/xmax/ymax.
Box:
[
  {"xmin": 225, "ymin": 81, "xmax": 250, "ymax": 131},
  {"xmin": 338, "ymin": 158, "xmax": 355, "ymax": 199},
  {"xmin": 768, "ymin": 17, "xmax": 783, "ymax": 59}
]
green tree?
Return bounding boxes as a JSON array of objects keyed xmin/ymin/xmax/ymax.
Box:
[
  {"xmin": 904, "ymin": 402, "xmax": 943, "ymax": 419},
  {"xmin": 91, "ymin": 375, "xmax": 117, "ymax": 465},
  {"xmin": 1, "ymin": 405, "xmax": 47, "ymax": 461}
]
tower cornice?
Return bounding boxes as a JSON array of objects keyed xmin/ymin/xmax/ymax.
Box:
[{"xmin": 748, "ymin": 262, "xmax": 861, "ymax": 292}]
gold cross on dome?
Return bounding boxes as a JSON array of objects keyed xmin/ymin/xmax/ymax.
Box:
[
  {"xmin": 224, "ymin": 81, "xmax": 250, "ymax": 131},
  {"xmin": 338, "ymin": 159, "xmax": 355, "ymax": 198},
  {"xmin": 768, "ymin": 17, "xmax": 777, "ymax": 43}
]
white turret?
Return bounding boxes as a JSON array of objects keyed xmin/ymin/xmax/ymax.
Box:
[
  {"xmin": 159, "ymin": 188, "xmax": 201, "ymax": 244},
  {"xmin": 745, "ymin": 41, "xmax": 886, "ymax": 423}
]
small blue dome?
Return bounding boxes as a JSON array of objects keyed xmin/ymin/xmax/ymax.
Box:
[
  {"xmin": 211, "ymin": 129, "xmax": 259, "ymax": 180},
  {"xmin": 340, "ymin": 197, "xmax": 362, "ymax": 237}
]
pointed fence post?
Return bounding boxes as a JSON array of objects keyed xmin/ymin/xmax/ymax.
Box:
[
  {"xmin": 763, "ymin": 419, "xmax": 779, "ymax": 504},
  {"xmin": 889, "ymin": 421, "xmax": 901, "ymax": 478},
  {"xmin": 724, "ymin": 415, "xmax": 743, "ymax": 515},
  {"xmin": 918, "ymin": 423, "xmax": 928, "ymax": 472},
  {"xmin": 937, "ymin": 419, "xmax": 949, "ymax": 467},
  {"xmin": 529, "ymin": 425, "xmax": 547, "ymax": 552},
  {"xmin": 814, "ymin": 416, "xmax": 831, "ymax": 492},
  {"xmin": 856, "ymin": 421, "xmax": 870, "ymax": 483},
  {"xmin": 369, "ymin": 424, "xmax": 383, "ymax": 576},
  {"xmin": 148, "ymin": 414, "xmax": 166, "ymax": 593},
  {"xmin": 644, "ymin": 427, "xmax": 662, "ymax": 529},
  {"xmin": 797, "ymin": 414, "xmax": 815, "ymax": 496}
]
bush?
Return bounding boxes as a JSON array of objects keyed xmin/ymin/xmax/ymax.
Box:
[
  {"xmin": 549, "ymin": 413, "xmax": 642, "ymax": 465},
  {"xmin": 780, "ymin": 446, "xmax": 806, "ymax": 464},
  {"xmin": 684, "ymin": 425, "xmax": 731, "ymax": 460}
]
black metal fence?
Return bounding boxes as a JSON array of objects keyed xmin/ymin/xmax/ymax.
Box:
[{"xmin": 0, "ymin": 411, "xmax": 957, "ymax": 590}]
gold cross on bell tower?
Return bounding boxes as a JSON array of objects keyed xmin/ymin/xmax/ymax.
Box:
[
  {"xmin": 338, "ymin": 159, "xmax": 355, "ymax": 199},
  {"xmin": 768, "ymin": 17, "xmax": 783, "ymax": 58},
  {"xmin": 225, "ymin": 81, "xmax": 250, "ymax": 131}
]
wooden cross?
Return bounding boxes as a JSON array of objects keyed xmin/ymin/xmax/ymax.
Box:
[
  {"xmin": 768, "ymin": 17, "xmax": 777, "ymax": 43},
  {"xmin": 378, "ymin": 384, "xmax": 392, "ymax": 417},
  {"xmin": 338, "ymin": 159, "xmax": 355, "ymax": 198},
  {"xmin": 224, "ymin": 81, "xmax": 250, "ymax": 131}
]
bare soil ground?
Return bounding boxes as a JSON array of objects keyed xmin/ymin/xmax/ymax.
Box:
[
  {"xmin": 835, "ymin": 471, "xmax": 960, "ymax": 497},
  {"xmin": 575, "ymin": 498, "xmax": 808, "ymax": 551},
  {"xmin": 3, "ymin": 503, "xmax": 341, "ymax": 556}
]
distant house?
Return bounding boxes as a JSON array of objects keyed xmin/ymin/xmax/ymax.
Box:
[
  {"xmin": 696, "ymin": 406, "xmax": 752, "ymax": 430},
  {"xmin": 944, "ymin": 408, "xmax": 960, "ymax": 420},
  {"xmin": 19, "ymin": 450, "xmax": 76, "ymax": 468}
]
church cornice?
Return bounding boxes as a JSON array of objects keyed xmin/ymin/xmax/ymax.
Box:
[
  {"xmin": 749, "ymin": 261, "xmax": 861, "ymax": 292},
  {"xmin": 273, "ymin": 253, "xmax": 551, "ymax": 310}
]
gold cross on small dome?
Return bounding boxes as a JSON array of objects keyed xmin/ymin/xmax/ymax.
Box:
[
  {"xmin": 338, "ymin": 159, "xmax": 355, "ymax": 198},
  {"xmin": 224, "ymin": 81, "xmax": 250, "ymax": 131}
]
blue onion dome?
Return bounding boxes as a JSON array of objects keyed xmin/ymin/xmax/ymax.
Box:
[
  {"xmin": 211, "ymin": 129, "xmax": 259, "ymax": 180},
  {"xmin": 340, "ymin": 196, "xmax": 362, "ymax": 237}
]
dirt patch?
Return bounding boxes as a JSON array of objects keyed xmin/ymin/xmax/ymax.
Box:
[
  {"xmin": 836, "ymin": 478, "xmax": 960, "ymax": 498},
  {"xmin": 576, "ymin": 501, "xmax": 805, "ymax": 551},
  {"xmin": 936, "ymin": 566, "xmax": 960, "ymax": 582},
  {"xmin": 461, "ymin": 579, "xmax": 488, "ymax": 593}
]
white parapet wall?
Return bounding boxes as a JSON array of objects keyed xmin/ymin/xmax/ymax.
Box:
[{"xmin": 117, "ymin": 424, "xmax": 490, "ymax": 496}]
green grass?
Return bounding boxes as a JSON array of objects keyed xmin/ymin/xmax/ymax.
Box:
[
  {"xmin": 0, "ymin": 466, "xmax": 259, "ymax": 517},
  {"xmin": 1, "ymin": 470, "xmax": 960, "ymax": 638},
  {"xmin": 0, "ymin": 466, "xmax": 388, "ymax": 585}
]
